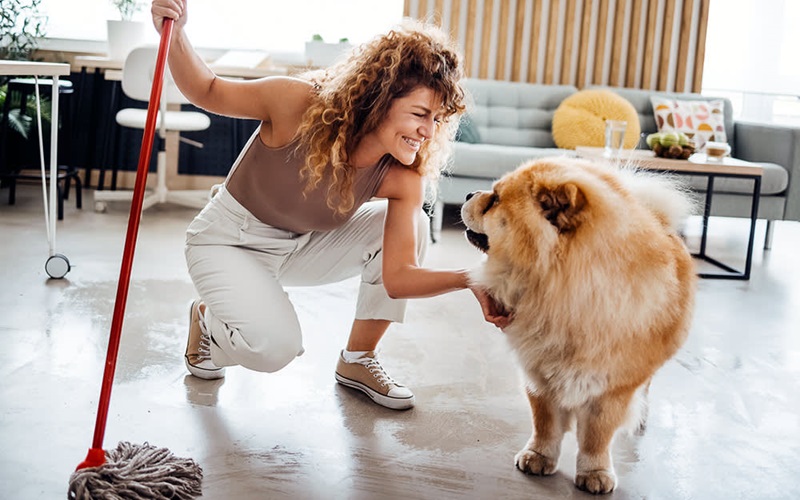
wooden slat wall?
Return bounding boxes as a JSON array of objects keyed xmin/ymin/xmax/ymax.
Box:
[{"xmin": 404, "ymin": 0, "xmax": 711, "ymax": 92}]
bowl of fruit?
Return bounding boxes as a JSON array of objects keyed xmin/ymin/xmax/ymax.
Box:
[{"xmin": 645, "ymin": 132, "xmax": 695, "ymax": 159}]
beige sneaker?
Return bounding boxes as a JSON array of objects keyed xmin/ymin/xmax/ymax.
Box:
[
  {"xmin": 185, "ymin": 300, "xmax": 225, "ymax": 380},
  {"xmin": 335, "ymin": 350, "xmax": 415, "ymax": 410}
]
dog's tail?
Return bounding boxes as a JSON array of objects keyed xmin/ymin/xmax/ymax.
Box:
[{"xmin": 620, "ymin": 166, "xmax": 698, "ymax": 231}]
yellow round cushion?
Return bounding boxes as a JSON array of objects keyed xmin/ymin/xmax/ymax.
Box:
[{"xmin": 552, "ymin": 89, "xmax": 641, "ymax": 150}]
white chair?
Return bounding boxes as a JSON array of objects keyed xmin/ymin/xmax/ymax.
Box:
[{"xmin": 94, "ymin": 46, "xmax": 212, "ymax": 212}]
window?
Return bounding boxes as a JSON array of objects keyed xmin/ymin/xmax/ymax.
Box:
[
  {"xmin": 39, "ymin": 0, "xmax": 404, "ymax": 53},
  {"xmin": 703, "ymin": 0, "xmax": 800, "ymax": 125}
]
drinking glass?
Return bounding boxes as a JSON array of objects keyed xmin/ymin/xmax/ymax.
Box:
[{"xmin": 604, "ymin": 120, "xmax": 627, "ymax": 158}]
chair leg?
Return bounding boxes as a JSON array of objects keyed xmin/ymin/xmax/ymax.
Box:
[
  {"xmin": 63, "ymin": 169, "xmax": 72, "ymax": 201},
  {"xmin": 97, "ymin": 160, "xmax": 107, "ymax": 191},
  {"xmin": 110, "ymin": 158, "xmax": 119, "ymax": 190},
  {"xmin": 74, "ymin": 173, "xmax": 83, "ymax": 210},
  {"xmin": 764, "ymin": 219, "xmax": 775, "ymax": 250}
]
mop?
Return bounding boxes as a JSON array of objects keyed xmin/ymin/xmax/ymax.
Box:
[{"xmin": 68, "ymin": 18, "xmax": 203, "ymax": 499}]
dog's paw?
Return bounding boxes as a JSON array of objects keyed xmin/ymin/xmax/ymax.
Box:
[
  {"xmin": 575, "ymin": 469, "xmax": 617, "ymax": 494},
  {"xmin": 515, "ymin": 449, "xmax": 558, "ymax": 476}
]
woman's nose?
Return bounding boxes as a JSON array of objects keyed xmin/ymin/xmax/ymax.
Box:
[{"xmin": 419, "ymin": 117, "xmax": 435, "ymax": 138}]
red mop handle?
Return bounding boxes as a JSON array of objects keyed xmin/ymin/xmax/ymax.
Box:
[{"xmin": 76, "ymin": 18, "xmax": 175, "ymax": 471}]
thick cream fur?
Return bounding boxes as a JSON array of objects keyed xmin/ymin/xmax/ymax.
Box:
[{"xmin": 462, "ymin": 157, "xmax": 696, "ymax": 493}]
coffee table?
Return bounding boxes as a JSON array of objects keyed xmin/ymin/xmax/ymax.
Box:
[{"xmin": 575, "ymin": 146, "xmax": 764, "ymax": 280}]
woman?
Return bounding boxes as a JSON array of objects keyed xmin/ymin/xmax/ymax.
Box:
[{"xmin": 152, "ymin": 0, "xmax": 510, "ymax": 410}]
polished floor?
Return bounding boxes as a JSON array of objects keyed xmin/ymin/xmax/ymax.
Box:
[{"xmin": 1, "ymin": 184, "xmax": 799, "ymax": 499}]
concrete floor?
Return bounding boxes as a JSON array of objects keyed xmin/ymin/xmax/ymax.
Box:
[{"xmin": 1, "ymin": 184, "xmax": 799, "ymax": 499}]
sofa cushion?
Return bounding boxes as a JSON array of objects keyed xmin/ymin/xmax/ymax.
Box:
[
  {"xmin": 552, "ymin": 89, "xmax": 641, "ymax": 149},
  {"xmin": 650, "ymin": 96, "xmax": 728, "ymax": 150},
  {"xmin": 600, "ymin": 86, "xmax": 736, "ymax": 150},
  {"xmin": 464, "ymin": 79, "xmax": 577, "ymax": 148},
  {"xmin": 456, "ymin": 116, "xmax": 481, "ymax": 143},
  {"xmin": 451, "ymin": 142, "xmax": 575, "ymax": 179}
]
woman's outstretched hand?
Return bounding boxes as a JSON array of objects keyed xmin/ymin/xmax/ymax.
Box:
[
  {"xmin": 151, "ymin": 0, "xmax": 187, "ymax": 33},
  {"xmin": 470, "ymin": 285, "xmax": 513, "ymax": 330}
]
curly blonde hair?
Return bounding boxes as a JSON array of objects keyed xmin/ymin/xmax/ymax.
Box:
[{"xmin": 297, "ymin": 20, "xmax": 466, "ymax": 216}]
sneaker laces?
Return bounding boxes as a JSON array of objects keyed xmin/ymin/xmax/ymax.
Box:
[
  {"xmin": 358, "ymin": 356, "xmax": 397, "ymax": 388},
  {"xmin": 197, "ymin": 333, "xmax": 212, "ymax": 359},
  {"xmin": 195, "ymin": 306, "xmax": 212, "ymax": 360}
]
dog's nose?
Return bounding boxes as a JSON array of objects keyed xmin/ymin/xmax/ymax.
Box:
[{"xmin": 465, "ymin": 192, "xmax": 475, "ymax": 201}]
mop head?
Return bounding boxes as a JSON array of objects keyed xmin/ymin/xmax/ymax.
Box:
[{"xmin": 68, "ymin": 441, "xmax": 203, "ymax": 499}]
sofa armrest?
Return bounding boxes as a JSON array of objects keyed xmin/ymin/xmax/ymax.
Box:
[{"xmin": 733, "ymin": 121, "xmax": 800, "ymax": 221}]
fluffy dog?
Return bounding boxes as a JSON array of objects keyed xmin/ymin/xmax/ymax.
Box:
[{"xmin": 461, "ymin": 157, "xmax": 696, "ymax": 494}]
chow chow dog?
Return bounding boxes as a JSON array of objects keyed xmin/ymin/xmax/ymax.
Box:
[{"xmin": 461, "ymin": 157, "xmax": 696, "ymax": 494}]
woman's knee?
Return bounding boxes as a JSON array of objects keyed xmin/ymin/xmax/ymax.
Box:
[
  {"xmin": 207, "ymin": 313, "xmax": 303, "ymax": 373},
  {"xmin": 228, "ymin": 330, "xmax": 301, "ymax": 373},
  {"xmin": 249, "ymin": 342, "xmax": 301, "ymax": 373}
]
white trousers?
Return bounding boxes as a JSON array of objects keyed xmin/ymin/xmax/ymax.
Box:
[{"xmin": 184, "ymin": 186, "xmax": 429, "ymax": 373}]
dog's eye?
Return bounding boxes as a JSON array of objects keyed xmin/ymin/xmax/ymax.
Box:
[{"xmin": 482, "ymin": 193, "xmax": 498, "ymax": 214}]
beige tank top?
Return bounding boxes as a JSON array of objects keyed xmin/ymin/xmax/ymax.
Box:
[{"xmin": 225, "ymin": 128, "xmax": 392, "ymax": 233}]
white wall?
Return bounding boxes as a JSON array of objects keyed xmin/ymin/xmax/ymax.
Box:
[{"xmin": 39, "ymin": 0, "xmax": 404, "ymax": 52}]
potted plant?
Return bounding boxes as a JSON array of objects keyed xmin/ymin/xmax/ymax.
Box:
[
  {"xmin": 0, "ymin": 0, "xmax": 47, "ymax": 61},
  {"xmin": 107, "ymin": 0, "xmax": 146, "ymax": 61},
  {"xmin": 0, "ymin": 0, "xmax": 49, "ymax": 148}
]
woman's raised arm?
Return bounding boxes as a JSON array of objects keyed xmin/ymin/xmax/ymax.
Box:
[{"xmin": 150, "ymin": 0, "xmax": 310, "ymax": 125}]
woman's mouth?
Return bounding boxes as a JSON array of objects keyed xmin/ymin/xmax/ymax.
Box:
[{"xmin": 403, "ymin": 137, "xmax": 422, "ymax": 150}]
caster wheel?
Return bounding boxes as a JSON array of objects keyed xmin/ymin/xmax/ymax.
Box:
[
  {"xmin": 45, "ymin": 253, "xmax": 71, "ymax": 279},
  {"xmin": 94, "ymin": 201, "xmax": 108, "ymax": 213}
]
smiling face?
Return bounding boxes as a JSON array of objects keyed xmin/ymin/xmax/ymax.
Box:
[{"xmin": 368, "ymin": 85, "xmax": 444, "ymax": 166}]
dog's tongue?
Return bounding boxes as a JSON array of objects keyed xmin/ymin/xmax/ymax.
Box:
[{"xmin": 465, "ymin": 229, "xmax": 489, "ymax": 252}]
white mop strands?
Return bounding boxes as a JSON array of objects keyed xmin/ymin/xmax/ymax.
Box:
[{"xmin": 68, "ymin": 442, "xmax": 203, "ymax": 499}]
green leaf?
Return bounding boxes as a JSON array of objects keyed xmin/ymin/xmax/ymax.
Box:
[
  {"xmin": 7, "ymin": 109, "xmax": 32, "ymax": 140},
  {"xmin": 111, "ymin": 0, "xmax": 145, "ymax": 21}
]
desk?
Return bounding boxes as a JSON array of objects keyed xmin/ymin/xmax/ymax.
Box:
[
  {"xmin": 1, "ymin": 60, "xmax": 72, "ymax": 278},
  {"xmin": 575, "ymin": 146, "xmax": 764, "ymax": 280},
  {"xmin": 73, "ymin": 54, "xmax": 292, "ymax": 80}
]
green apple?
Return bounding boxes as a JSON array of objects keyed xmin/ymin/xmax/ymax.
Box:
[
  {"xmin": 646, "ymin": 133, "xmax": 661, "ymax": 149},
  {"xmin": 659, "ymin": 132, "xmax": 680, "ymax": 147}
]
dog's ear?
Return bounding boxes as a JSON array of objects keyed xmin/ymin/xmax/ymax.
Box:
[{"xmin": 537, "ymin": 182, "xmax": 586, "ymax": 232}]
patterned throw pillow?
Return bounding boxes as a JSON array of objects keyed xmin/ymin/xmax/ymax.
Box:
[{"xmin": 650, "ymin": 96, "xmax": 727, "ymax": 150}]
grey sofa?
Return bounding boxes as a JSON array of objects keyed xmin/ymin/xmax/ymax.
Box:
[{"xmin": 433, "ymin": 78, "xmax": 800, "ymax": 249}]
